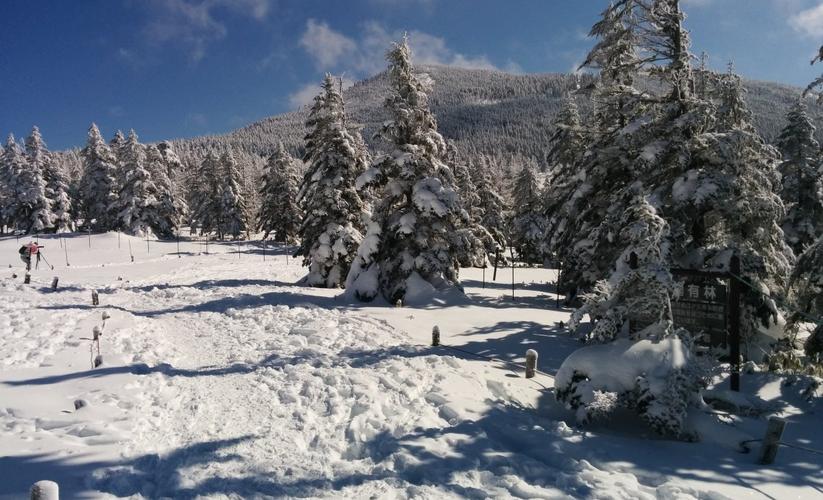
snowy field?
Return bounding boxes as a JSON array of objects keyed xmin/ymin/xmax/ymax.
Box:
[{"xmin": 0, "ymin": 232, "xmax": 821, "ymax": 499}]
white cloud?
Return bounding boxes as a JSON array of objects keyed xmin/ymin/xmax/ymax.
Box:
[
  {"xmin": 185, "ymin": 112, "xmax": 209, "ymax": 128},
  {"xmin": 789, "ymin": 2, "xmax": 823, "ymax": 38},
  {"xmin": 298, "ymin": 19, "xmax": 504, "ymax": 75},
  {"xmin": 299, "ymin": 19, "xmax": 359, "ymax": 69},
  {"xmin": 288, "ymin": 19, "xmax": 520, "ymax": 110},
  {"xmin": 143, "ymin": 0, "xmax": 272, "ymax": 62}
]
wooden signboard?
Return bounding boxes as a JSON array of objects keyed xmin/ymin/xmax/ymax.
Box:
[{"xmin": 671, "ymin": 275, "xmax": 728, "ymax": 347}]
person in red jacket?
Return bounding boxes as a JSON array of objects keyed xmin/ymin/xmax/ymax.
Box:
[{"xmin": 18, "ymin": 241, "xmax": 43, "ymax": 271}]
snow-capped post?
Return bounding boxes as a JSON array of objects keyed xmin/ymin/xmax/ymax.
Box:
[
  {"xmin": 729, "ymin": 255, "xmax": 741, "ymax": 392},
  {"xmin": 395, "ymin": 299, "xmax": 402, "ymax": 308},
  {"xmin": 525, "ymin": 349, "xmax": 538, "ymax": 378},
  {"xmin": 758, "ymin": 416, "xmax": 786, "ymax": 465},
  {"xmin": 30, "ymin": 480, "xmax": 58, "ymax": 500},
  {"xmin": 51, "ymin": 277, "xmax": 58, "ymax": 290},
  {"xmin": 91, "ymin": 290, "xmax": 99, "ymax": 306},
  {"xmin": 432, "ymin": 326, "xmax": 441, "ymax": 346}
]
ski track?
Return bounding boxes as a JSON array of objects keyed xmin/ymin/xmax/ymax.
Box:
[{"xmin": 1, "ymin": 257, "xmax": 718, "ymax": 499}]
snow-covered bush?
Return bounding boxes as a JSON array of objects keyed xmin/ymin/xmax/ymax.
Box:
[{"xmin": 555, "ymin": 332, "xmax": 705, "ymax": 440}]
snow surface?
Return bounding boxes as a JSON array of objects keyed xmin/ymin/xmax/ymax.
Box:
[{"xmin": 0, "ymin": 232, "xmax": 821, "ymax": 499}]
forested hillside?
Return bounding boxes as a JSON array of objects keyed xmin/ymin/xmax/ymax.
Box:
[{"xmin": 169, "ymin": 66, "xmax": 823, "ymax": 169}]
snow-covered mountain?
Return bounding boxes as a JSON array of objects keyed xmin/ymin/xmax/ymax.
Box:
[{"xmin": 170, "ymin": 65, "xmax": 823, "ymax": 166}]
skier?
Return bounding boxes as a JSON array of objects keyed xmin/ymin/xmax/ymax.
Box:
[{"xmin": 18, "ymin": 241, "xmax": 43, "ymax": 271}]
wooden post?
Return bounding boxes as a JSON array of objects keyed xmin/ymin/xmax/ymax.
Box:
[
  {"xmin": 758, "ymin": 417, "xmax": 786, "ymax": 465},
  {"xmin": 177, "ymin": 230, "xmax": 181, "ymax": 258},
  {"xmin": 492, "ymin": 248, "xmax": 500, "ymax": 281},
  {"xmin": 91, "ymin": 290, "xmax": 99, "ymax": 306},
  {"xmin": 510, "ymin": 244, "xmax": 516, "ymax": 300},
  {"xmin": 482, "ymin": 266, "xmax": 486, "ymax": 289},
  {"xmin": 431, "ymin": 326, "xmax": 440, "ymax": 347},
  {"xmin": 88, "ymin": 229, "xmax": 91, "ymax": 248},
  {"xmin": 263, "ymin": 239, "xmax": 266, "ymax": 261},
  {"xmin": 729, "ymin": 255, "xmax": 741, "ymax": 392},
  {"xmin": 146, "ymin": 232, "xmax": 149, "ymax": 254},
  {"xmin": 64, "ymin": 239, "xmax": 69, "ymax": 266},
  {"xmin": 118, "ymin": 230, "xmax": 121, "ymax": 249},
  {"xmin": 556, "ymin": 262, "xmax": 562, "ymax": 309},
  {"xmin": 51, "ymin": 277, "xmax": 58, "ymax": 291},
  {"xmin": 24, "ymin": 273, "xmax": 31, "ymax": 284},
  {"xmin": 525, "ymin": 349, "xmax": 538, "ymax": 378},
  {"xmin": 30, "ymin": 480, "xmax": 59, "ymax": 500}
]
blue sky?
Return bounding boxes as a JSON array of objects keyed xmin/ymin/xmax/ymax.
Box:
[{"xmin": 1, "ymin": 0, "xmax": 822, "ymax": 150}]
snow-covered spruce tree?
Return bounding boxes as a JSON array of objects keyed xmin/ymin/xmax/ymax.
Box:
[
  {"xmin": 542, "ymin": 97, "xmax": 586, "ymax": 261},
  {"xmin": 79, "ymin": 124, "xmax": 118, "ymax": 231},
  {"xmin": 346, "ymin": 38, "xmax": 462, "ymax": 302},
  {"xmin": 804, "ymin": 45, "xmax": 823, "ymax": 103},
  {"xmin": 787, "ymin": 239, "xmax": 823, "ymax": 361},
  {"xmin": 190, "ymin": 151, "xmax": 223, "ymax": 237},
  {"xmin": 571, "ymin": 195, "xmax": 673, "ymax": 342},
  {"xmin": 145, "ymin": 144, "xmax": 180, "ymax": 238},
  {"xmin": 296, "ymin": 74, "xmax": 367, "ymax": 288},
  {"xmin": 13, "ymin": 128, "xmax": 54, "ymax": 234},
  {"xmin": 446, "ymin": 143, "xmax": 487, "ymax": 268},
  {"xmin": 637, "ymin": 2, "xmax": 792, "ymax": 358},
  {"xmin": 510, "ymin": 161, "xmax": 546, "ymax": 264},
  {"xmin": 258, "ymin": 143, "xmax": 302, "ymax": 243},
  {"xmin": 714, "ymin": 65, "xmax": 754, "ymax": 134},
  {"xmin": 548, "ymin": 0, "xmax": 650, "ymax": 300},
  {"xmin": 114, "ymin": 130, "xmax": 159, "ymax": 236},
  {"xmin": 473, "ymin": 157, "xmax": 509, "ymax": 261},
  {"xmin": 157, "ymin": 141, "xmax": 189, "ymax": 232},
  {"xmin": 776, "ymin": 102, "xmax": 823, "ymax": 256},
  {"xmin": 0, "ymin": 141, "xmax": 8, "ymax": 233},
  {"xmin": 27, "ymin": 126, "xmax": 72, "ymax": 233},
  {"xmin": 36, "ymin": 134, "xmax": 74, "ymax": 234},
  {"xmin": 218, "ymin": 149, "xmax": 247, "ymax": 240},
  {"xmin": 1, "ymin": 135, "xmax": 29, "ymax": 232}
]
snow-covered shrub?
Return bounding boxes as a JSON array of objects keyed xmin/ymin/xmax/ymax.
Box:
[
  {"xmin": 303, "ymin": 222, "xmax": 361, "ymax": 288},
  {"xmin": 555, "ymin": 332, "xmax": 705, "ymax": 440},
  {"xmin": 785, "ymin": 237, "xmax": 823, "ymax": 372}
]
